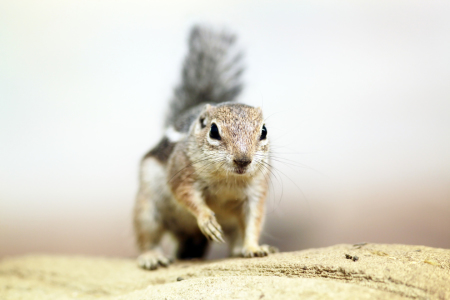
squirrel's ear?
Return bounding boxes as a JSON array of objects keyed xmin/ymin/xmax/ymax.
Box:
[{"xmin": 205, "ymin": 104, "xmax": 212, "ymax": 111}]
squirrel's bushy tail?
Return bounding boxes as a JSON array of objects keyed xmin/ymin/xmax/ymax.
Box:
[{"xmin": 165, "ymin": 25, "xmax": 244, "ymax": 126}]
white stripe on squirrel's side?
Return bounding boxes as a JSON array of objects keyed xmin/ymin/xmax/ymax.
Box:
[{"xmin": 165, "ymin": 126, "xmax": 186, "ymax": 143}]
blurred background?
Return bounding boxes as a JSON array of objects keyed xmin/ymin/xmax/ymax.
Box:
[{"xmin": 1, "ymin": 0, "xmax": 449, "ymax": 258}]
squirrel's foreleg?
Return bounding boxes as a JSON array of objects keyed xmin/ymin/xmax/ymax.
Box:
[{"xmin": 240, "ymin": 184, "xmax": 278, "ymax": 257}]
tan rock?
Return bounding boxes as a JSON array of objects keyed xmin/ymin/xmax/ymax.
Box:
[{"xmin": 1, "ymin": 244, "xmax": 449, "ymax": 299}]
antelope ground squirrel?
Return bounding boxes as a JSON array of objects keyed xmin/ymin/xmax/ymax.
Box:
[{"xmin": 134, "ymin": 25, "xmax": 277, "ymax": 270}]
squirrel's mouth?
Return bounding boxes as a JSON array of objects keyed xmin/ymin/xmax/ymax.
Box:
[{"xmin": 234, "ymin": 167, "xmax": 248, "ymax": 175}]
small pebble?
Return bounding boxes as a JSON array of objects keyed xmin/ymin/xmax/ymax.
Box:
[
  {"xmin": 177, "ymin": 277, "xmax": 184, "ymax": 281},
  {"xmin": 345, "ymin": 254, "xmax": 359, "ymax": 262}
]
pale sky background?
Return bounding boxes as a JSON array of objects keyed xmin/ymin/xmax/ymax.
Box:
[{"xmin": 1, "ymin": 0, "xmax": 449, "ymax": 257}]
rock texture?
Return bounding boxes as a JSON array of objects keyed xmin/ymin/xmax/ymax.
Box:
[{"xmin": 1, "ymin": 244, "xmax": 449, "ymax": 299}]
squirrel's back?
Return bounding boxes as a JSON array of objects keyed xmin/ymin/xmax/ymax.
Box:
[
  {"xmin": 143, "ymin": 25, "xmax": 244, "ymax": 162},
  {"xmin": 165, "ymin": 25, "xmax": 244, "ymax": 129}
]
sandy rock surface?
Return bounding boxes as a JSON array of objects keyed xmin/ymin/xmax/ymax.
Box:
[{"xmin": 1, "ymin": 244, "xmax": 449, "ymax": 299}]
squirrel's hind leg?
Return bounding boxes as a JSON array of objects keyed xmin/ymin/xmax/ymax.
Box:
[
  {"xmin": 227, "ymin": 227, "xmax": 244, "ymax": 257},
  {"xmin": 134, "ymin": 190, "xmax": 172, "ymax": 270}
]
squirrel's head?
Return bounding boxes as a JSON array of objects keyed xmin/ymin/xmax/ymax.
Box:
[{"xmin": 191, "ymin": 103, "xmax": 269, "ymax": 177}]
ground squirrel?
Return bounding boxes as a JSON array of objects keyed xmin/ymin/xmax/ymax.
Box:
[{"xmin": 134, "ymin": 25, "xmax": 277, "ymax": 270}]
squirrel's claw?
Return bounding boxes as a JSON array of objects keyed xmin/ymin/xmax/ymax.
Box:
[
  {"xmin": 198, "ymin": 213, "xmax": 225, "ymax": 243},
  {"xmin": 242, "ymin": 244, "xmax": 278, "ymax": 258},
  {"xmin": 137, "ymin": 250, "xmax": 172, "ymax": 270}
]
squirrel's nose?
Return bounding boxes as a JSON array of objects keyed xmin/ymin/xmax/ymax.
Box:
[{"xmin": 234, "ymin": 158, "xmax": 252, "ymax": 168}]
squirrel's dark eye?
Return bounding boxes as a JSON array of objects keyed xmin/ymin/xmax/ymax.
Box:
[
  {"xmin": 210, "ymin": 123, "xmax": 221, "ymax": 140},
  {"xmin": 260, "ymin": 125, "xmax": 267, "ymax": 140},
  {"xmin": 199, "ymin": 117, "xmax": 206, "ymax": 129}
]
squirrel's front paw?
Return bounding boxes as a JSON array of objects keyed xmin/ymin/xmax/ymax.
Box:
[
  {"xmin": 137, "ymin": 250, "xmax": 172, "ymax": 270},
  {"xmin": 242, "ymin": 244, "xmax": 279, "ymax": 258},
  {"xmin": 197, "ymin": 212, "xmax": 225, "ymax": 243}
]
